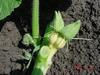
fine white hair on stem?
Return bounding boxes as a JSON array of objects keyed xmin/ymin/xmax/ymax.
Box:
[{"xmin": 72, "ymin": 38, "xmax": 93, "ymax": 40}]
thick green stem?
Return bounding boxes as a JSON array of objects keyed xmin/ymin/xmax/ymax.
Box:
[
  {"xmin": 32, "ymin": 45, "xmax": 57, "ymax": 75},
  {"xmin": 32, "ymin": 0, "xmax": 39, "ymax": 39}
]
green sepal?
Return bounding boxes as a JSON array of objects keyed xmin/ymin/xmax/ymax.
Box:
[
  {"xmin": 22, "ymin": 33, "xmax": 36, "ymax": 46},
  {"xmin": 53, "ymin": 11, "xmax": 64, "ymax": 31},
  {"xmin": 60, "ymin": 20, "xmax": 81, "ymax": 40}
]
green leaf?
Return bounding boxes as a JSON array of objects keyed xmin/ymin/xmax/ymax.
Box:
[
  {"xmin": 53, "ymin": 11, "xmax": 64, "ymax": 31},
  {"xmin": 60, "ymin": 20, "xmax": 81, "ymax": 40},
  {"xmin": 0, "ymin": 0, "xmax": 22, "ymax": 20}
]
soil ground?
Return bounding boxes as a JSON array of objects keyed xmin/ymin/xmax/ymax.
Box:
[{"xmin": 0, "ymin": 0, "xmax": 100, "ymax": 75}]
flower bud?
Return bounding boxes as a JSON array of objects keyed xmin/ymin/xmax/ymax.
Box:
[
  {"xmin": 50, "ymin": 32, "xmax": 58, "ymax": 45},
  {"xmin": 55, "ymin": 37, "xmax": 66, "ymax": 49},
  {"xmin": 39, "ymin": 46, "xmax": 50, "ymax": 58}
]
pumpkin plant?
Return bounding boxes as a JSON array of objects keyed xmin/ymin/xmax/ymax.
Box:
[
  {"xmin": 0, "ymin": 0, "xmax": 80, "ymax": 75},
  {"xmin": 22, "ymin": 0, "xmax": 81, "ymax": 75},
  {"xmin": 0, "ymin": 0, "xmax": 94, "ymax": 75}
]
